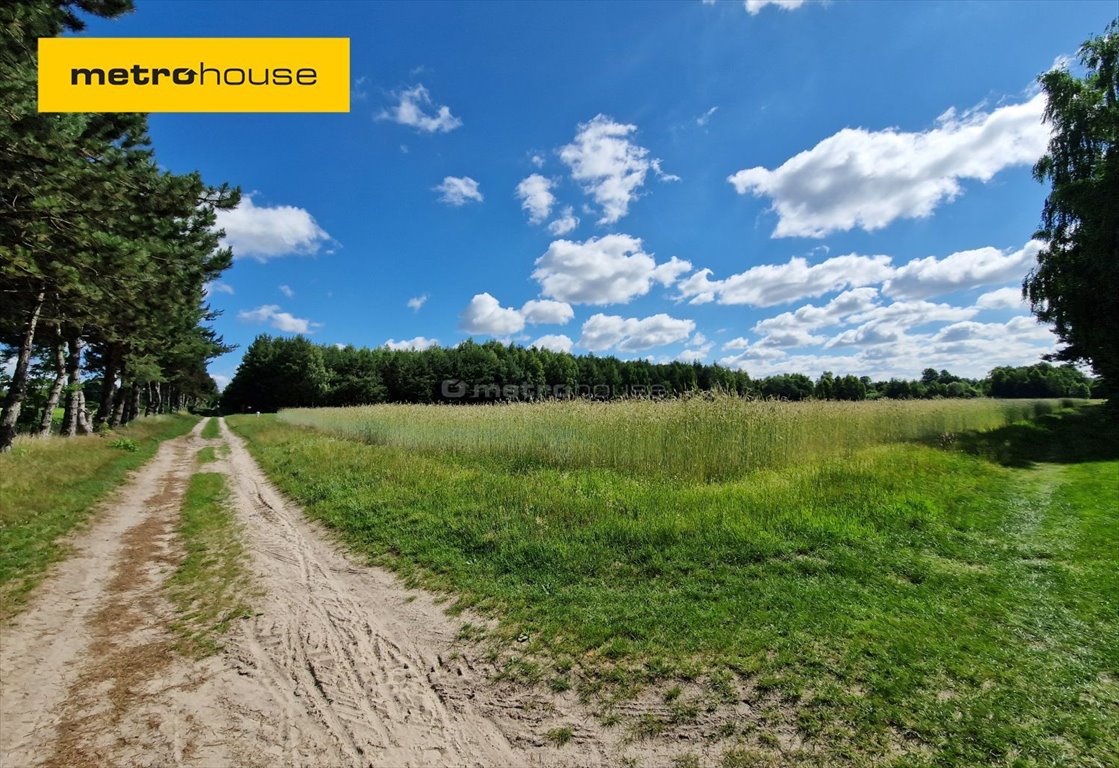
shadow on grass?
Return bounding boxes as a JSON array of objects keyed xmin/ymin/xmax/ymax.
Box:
[{"xmin": 944, "ymin": 404, "xmax": 1119, "ymax": 468}]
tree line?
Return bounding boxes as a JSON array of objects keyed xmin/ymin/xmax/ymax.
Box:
[
  {"xmin": 0, "ymin": 1, "xmax": 237, "ymax": 451},
  {"xmin": 220, "ymin": 335, "xmax": 1099, "ymax": 413}
]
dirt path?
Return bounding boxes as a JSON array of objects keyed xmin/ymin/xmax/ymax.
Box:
[{"xmin": 2, "ymin": 419, "xmax": 664, "ymax": 767}]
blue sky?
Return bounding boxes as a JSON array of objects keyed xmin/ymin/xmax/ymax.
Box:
[{"xmin": 78, "ymin": 0, "xmax": 1117, "ymax": 386}]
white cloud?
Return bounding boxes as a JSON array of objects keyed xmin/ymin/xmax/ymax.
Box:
[
  {"xmin": 407, "ymin": 294, "xmax": 429, "ymax": 311},
  {"xmin": 211, "ymin": 373, "xmax": 231, "ymax": 391},
  {"xmin": 677, "ymin": 253, "xmax": 893, "ymax": 307},
  {"xmin": 531, "ymin": 334, "xmax": 574, "ymax": 353},
  {"xmin": 379, "ymin": 84, "xmax": 462, "ymax": 134},
  {"xmin": 678, "ymin": 333, "xmax": 714, "ymax": 362},
  {"xmin": 548, "ymin": 206, "xmax": 579, "ymax": 236},
  {"xmin": 753, "ymin": 287, "xmax": 881, "ymax": 335},
  {"xmin": 696, "ymin": 106, "xmax": 718, "ymax": 127},
  {"xmin": 844, "ymin": 299, "xmax": 978, "ymax": 328},
  {"xmin": 521, "ymin": 299, "xmax": 574, "ymax": 325},
  {"xmin": 516, "ymin": 174, "xmax": 555, "ymax": 224},
  {"xmin": 533, "ymin": 234, "xmax": 690, "ymax": 305},
  {"xmin": 434, "ymin": 176, "xmax": 484, "ymax": 206},
  {"xmin": 756, "ymin": 328, "xmax": 827, "ymax": 348},
  {"xmin": 204, "ymin": 281, "xmax": 234, "ymax": 296},
  {"xmin": 728, "ymin": 94, "xmax": 1048, "ymax": 237},
  {"xmin": 579, "ymin": 313, "xmax": 696, "ymax": 352},
  {"xmin": 460, "ymin": 293, "xmax": 525, "ymax": 335},
  {"xmin": 932, "ymin": 316, "xmax": 1052, "ymax": 345},
  {"xmin": 559, "ymin": 115, "xmax": 673, "ymax": 224},
  {"xmin": 885, "ymin": 240, "xmax": 1042, "ymax": 299},
  {"xmin": 976, "ymin": 286, "xmax": 1027, "ymax": 311},
  {"xmin": 723, "ymin": 337, "xmax": 752, "ymax": 351},
  {"xmin": 530, "ymin": 153, "xmax": 546, "ymax": 168},
  {"xmin": 237, "ymin": 305, "xmax": 321, "ymax": 335},
  {"xmin": 279, "ymin": 284, "xmax": 294, "ymax": 298},
  {"xmin": 216, "ymin": 196, "xmax": 331, "ymax": 262},
  {"xmin": 385, "ymin": 336, "xmax": 440, "ymax": 351},
  {"xmin": 745, "ymin": 0, "xmax": 806, "ymax": 14}
]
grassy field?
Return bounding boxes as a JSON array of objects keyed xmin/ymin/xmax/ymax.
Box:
[
  {"xmin": 229, "ymin": 400, "xmax": 1117, "ymax": 765},
  {"xmin": 0, "ymin": 413, "xmax": 199, "ymax": 619},
  {"xmin": 279, "ymin": 397, "xmax": 1065, "ymax": 481},
  {"xmin": 166, "ymin": 471, "xmax": 253, "ymax": 657}
]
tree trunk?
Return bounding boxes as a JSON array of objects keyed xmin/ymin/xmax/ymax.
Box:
[
  {"xmin": 95, "ymin": 345, "xmax": 120, "ymax": 430},
  {"xmin": 125, "ymin": 384, "xmax": 140, "ymax": 424},
  {"xmin": 0, "ymin": 289, "xmax": 46, "ymax": 452},
  {"xmin": 62, "ymin": 335, "xmax": 84, "ymax": 437},
  {"xmin": 75, "ymin": 390, "xmax": 92, "ymax": 434},
  {"xmin": 37, "ymin": 329, "xmax": 66, "ymax": 437},
  {"xmin": 109, "ymin": 369, "xmax": 128, "ymax": 428}
]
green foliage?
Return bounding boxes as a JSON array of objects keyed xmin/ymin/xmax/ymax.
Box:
[
  {"xmin": 988, "ymin": 361, "xmax": 1095, "ymax": 398},
  {"xmin": 107, "ymin": 437, "xmax": 138, "ymax": 452},
  {"xmin": 1026, "ymin": 20, "xmax": 1119, "ymax": 396},
  {"xmin": 229, "ymin": 404, "xmax": 1117, "ymax": 765},
  {"xmin": 1, "ymin": 0, "xmax": 238, "ymax": 449}
]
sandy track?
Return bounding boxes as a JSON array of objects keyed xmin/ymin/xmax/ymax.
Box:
[{"xmin": 1, "ymin": 419, "xmax": 635, "ymax": 767}]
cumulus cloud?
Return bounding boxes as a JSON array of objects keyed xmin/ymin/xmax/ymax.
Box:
[
  {"xmin": 532, "ymin": 234, "xmax": 690, "ymax": 305},
  {"xmin": 885, "ymin": 240, "xmax": 1042, "ymax": 299},
  {"xmin": 407, "ymin": 294, "xmax": 429, "ymax": 311},
  {"xmin": 216, "ymin": 196, "xmax": 331, "ymax": 262},
  {"xmin": 745, "ymin": 0, "xmax": 806, "ymax": 14},
  {"xmin": 678, "ymin": 332, "xmax": 714, "ymax": 362},
  {"xmin": 560, "ymin": 115, "xmax": 674, "ymax": 225},
  {"xmin": 279, "ymin": 284, "xmax": 295, "ymax": 298},
  {"xmin": 379, "ymin": 84, "xmax": 462, "ymax": 134},
  {"xmin": 677, "ymin": 253, "xmax": 893, "ymax": 307},
  {"xmin": 531, "ymin": 334, "xmax": 574, "ymax": 353},
  {"xmin": 460, "ymin": 293, "xmax": 525, "ymax": 335},
  {"xmin": 434, "ymin": 176, "xmax": 484, "ymax": 206},
  {"xmin": 237, "ymin": 305, "xmax": 321, "ymax": 335},
  {"xmin": 976, "ymin": 286, "xmax": 1027, "ymax": 311},
  {"xmin": 384, "ymin": 336, "xmax": 440, "ymax": 351},
  {"xmin": 516, "ymin": 174, "xmax": 555, "ymax": 224},
  {"xmin": 521, "ymin": 299, "xmax": 575, "ymax": 325},
  {"xmin": 752, "ymin": 288, "xmax": 881, "ymax": 335},
  {"xmin": 728, "ymin": 94, "xmax": 1048, "ymax": 237},
  {"xmin": 579, "ymin": 313, "xmax": 696, "ymax": 352},
  {"xmin": 548, "ymin": 206, "xmax": 579, "ymax": 236}
]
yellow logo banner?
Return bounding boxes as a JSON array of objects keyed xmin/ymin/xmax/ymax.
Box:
[{"xmin": 38, "ymin": 37, "xmax": 349, "ymax": 113}]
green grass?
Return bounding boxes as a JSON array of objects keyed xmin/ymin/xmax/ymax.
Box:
[
  {"xmin": 166, "ymin": 472, "xmax": 253, "ymax": 657},
  {"xmin": 227, "ymin": 403, "xmax": 1118, "ymax": 765},
  {"xmin": 0, "ymin": 413, "xmax": 199, "ymax": 620},
  {"xmin": 196, "ymin": 446, "xmax": 218, "ymax": 464},
  {"xmin": 200, "ymin": 417, "xmax": 221, "ymax": 440}
]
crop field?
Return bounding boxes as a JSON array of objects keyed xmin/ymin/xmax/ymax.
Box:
[
  {"xmin": 228, "ymin": 399, "xmax": 1118, "ymax": 765},
  {"xmin": 278, "ymin": 397, "xmax": 1065, "ymax": 481}
]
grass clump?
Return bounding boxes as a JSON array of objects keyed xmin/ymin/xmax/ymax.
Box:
[
  {"xmin": 166, "ymin": 472, "xmax": 253, "ymax": 656},
  {"xmin": 0, "ymin": 413, "xmax": 198, "ymax": 619},
  {"xmin": 228, "ymin": 404, "xmax": 1118, "ymax": 765},
  {"xmin": 200, "ymin": 417, "xmax": 221, "ymax": 440},
  {"xmin": 545, "ymin": 726, "xmax": 573, "ymax": 747},
  {"xmin": 196, "ymin": 446, "xmax": 218, "ymax": 464}
]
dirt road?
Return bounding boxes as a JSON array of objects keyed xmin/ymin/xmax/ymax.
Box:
[{"xmin": 2, "ymin": 419, "xmax": 667, "ymax": 767}]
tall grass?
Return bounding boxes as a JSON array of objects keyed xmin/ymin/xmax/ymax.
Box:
[{"xmin": 280, "ymin": 397, "xmax": 1060, "ymax": 481}]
